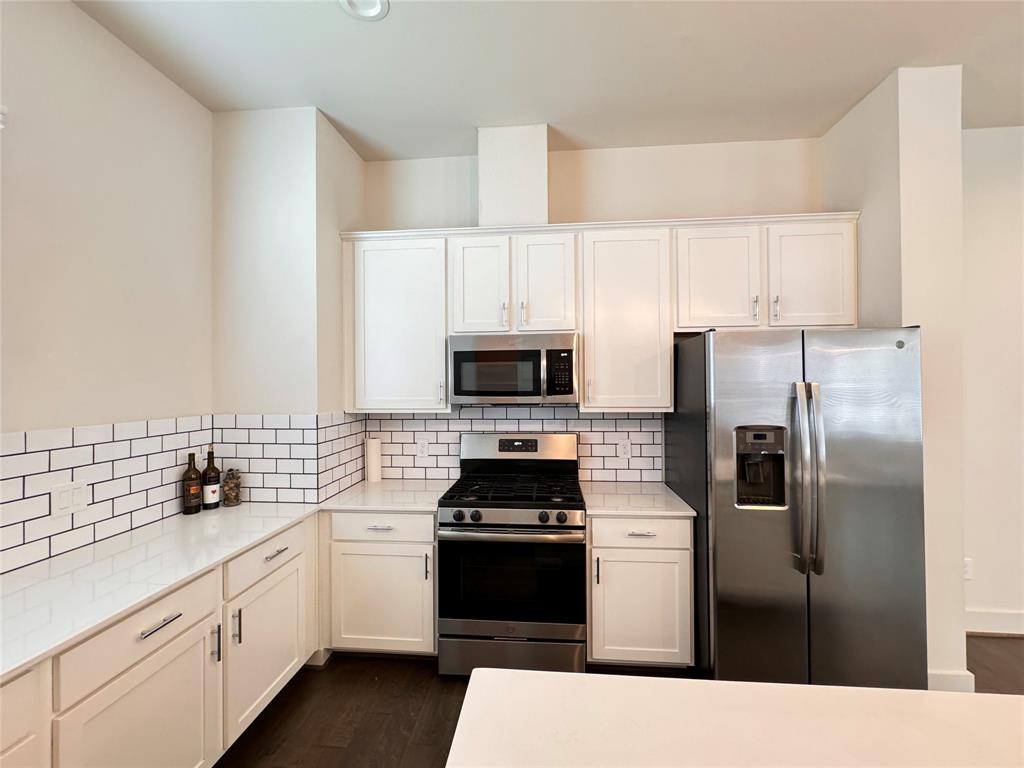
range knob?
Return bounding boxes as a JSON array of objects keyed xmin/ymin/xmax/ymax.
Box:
[
  {"xmin": 470, "ymin": 509, "xmax": 482, "ymax": 523},
  {"xmin": 452, "ymin": 509, "xmax": 465, "ymax": 522},
  {"xmin": 556, "ymin": 511, "xmax": 568, "ymax": 524},
  {"xmin": 537, "ymin": 511, "xmax": 550, "ymax": 524}
]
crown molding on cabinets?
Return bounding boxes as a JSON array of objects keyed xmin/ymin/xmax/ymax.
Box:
[{"xmin": 338, "ymin": 212, "xmax": 861, "ymax": 242}]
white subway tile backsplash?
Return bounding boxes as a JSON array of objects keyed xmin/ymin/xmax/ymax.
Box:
[
  {"xmin": 50, "ymin": 446, "xmax": 93, "ymax": 470},
  {"xmin": 95, "ymin": 440, "xmax": 131, "ymax": 463},
  {"xmin": 1, "ymin": 478, "xmax": 23, "ymax": 504},
  {"xmin": 26, "ymin": 428, "xmax": 73, "ymax": 452},
  {"xmin": 73, "ymin": 424, "xmax": 114, "ymax": 446},
  {"xmin": 213, "ymin": 414, "xmax": 235, "ymax": 428},
  {"xmin": 130, "ymin": 436, "xmax": 162, "ymax": 456},
  {"xmin": 0, "ymin": 540, "xmax": 48, "ymax": 572},
  {"xmin": 1, "ymin": 495, "xmax": 50, "ymax": 526},
  {"xmin": 1, "ymin": 432, "xmax": 25, "ymax": 456},
  {"xmin": 24, "ymin": 513, "xmax": 72, "ymax": 542},
  {"xmin": 114, "ymin": 421, "xmax": 147, "ymax": 441},
  {"xmin": 73, "ymin": 462, "xmax": 112, "ymax": 485},
  {"xmin": 23, "ymin": 469, "xmax": 71, "ymax": 498},
  {"xmin": 1, "ymin": 451, "xmax": 49, "ymax": 479}
]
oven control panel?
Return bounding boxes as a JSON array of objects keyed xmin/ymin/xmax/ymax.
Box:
[
  {"xmin": 498, "ymin": 438, "xmax": 538, "ymax": 453},
  {"xmin": 546, "ymin": 349, "xmax": 574, "ymax": 396}
]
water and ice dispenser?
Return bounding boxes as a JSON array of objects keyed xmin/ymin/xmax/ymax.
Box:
[{"xmin": 735, "ymin": 426, "xmax": 787, "ymax": 507}]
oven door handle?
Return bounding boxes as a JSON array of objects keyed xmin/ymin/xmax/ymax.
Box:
[{"xmin": 437, "ymin": 529, "xmax": 585, "ymax": 544}]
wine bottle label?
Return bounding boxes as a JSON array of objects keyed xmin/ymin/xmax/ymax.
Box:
[
  {"xmin": 184, "ymin": 482, "xmax": 202, "ymax": 506},
  {"xmin": 203, "ymin": 483, "xmax": 220, "ymax": 504}
]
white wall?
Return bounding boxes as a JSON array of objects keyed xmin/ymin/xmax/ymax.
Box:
[
  {"xmin": 362, "ymin": 138, "xmax": 822, "ymax": 231},
  {"xmin": 820, "ymin": 73, "xmax": 903, "ymax": 327},
  {"xmin": 0, "ymin": 0, "xmax": 212, "ymax": 431},
  {"xmin": 548, "ymin": 138, "xmax": 822, "ymax": 223},
  {"xmin": 962, "ymin": 126, "xmax": 1024, "ymax": 635},
  {"xmin": 820, "ymin": 66, "xmax": 974, "ymax": 691},
  {"xmin": 364, "ymin": 155, "xmax": 477, "ymax": 230},
  {"xmin": 316, "ymin": 112, "xmax": 365, "ymax": 413},
  {"xmin": 212, "ymin": 108, "xmax": 318, "ymax": 414}
]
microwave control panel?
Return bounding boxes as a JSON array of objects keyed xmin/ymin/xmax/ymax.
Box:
[{"xmin": 546, "ymin": 349, "xmax": 575, "ymax": 396}]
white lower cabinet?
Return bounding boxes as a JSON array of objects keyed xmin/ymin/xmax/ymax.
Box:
[
  {"xmin": 590, "ymin": 525, "xmax": 693, "ymax": 666},
  {"xmin": 224, "ymin": 554, "xmax": 306, "ymax": 745},
  {"xmin": 331, "ymin": 541, "xmax": 434, "ymax": 654},
  {"xmin": 54, "ymin": 617, "xmax": 221, "ymax": 768},
  {"xmin": 0, "ymin": 662, "xmax": 51, "ymax": 768}
]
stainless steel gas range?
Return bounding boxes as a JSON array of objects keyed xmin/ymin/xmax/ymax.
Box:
[{"xmin": 436, "ymin": 433, "xmax": 586, "ymax": 676}]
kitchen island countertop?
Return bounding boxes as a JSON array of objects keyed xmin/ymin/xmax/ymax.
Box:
[{"xmin": 447, "ymin": 668, "xmax": 1023, "ymax": 767}]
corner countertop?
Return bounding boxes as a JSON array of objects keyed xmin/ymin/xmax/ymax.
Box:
[
  {"xmin": 0, "ymin": 479, "xmax": 693, "ymax": 681},
  {"xmin": 447, "ymin": 668, "xmax": 1023, "ymax": 768},
  {"xmin": 581, "ymin": 481, "xmax": 696, "ymax": 517},
  {"xmin": 319, "ymin": 478, "xmax": 451, "ymax": 512},
  {"xmin": 1, "ymin": 500, "xmax": 317, "ymax": 681}
]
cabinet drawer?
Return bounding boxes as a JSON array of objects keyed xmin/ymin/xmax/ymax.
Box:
[
  {"xmin": 57, "ymin": 569, "xmax": 218, "ymax": 711},
  {"xmin": 591, "ymin": 517, "xmax": 691, "ymax": 549},
  {"xmin": 332, "ymin": 512, "xmax": 434, "ymax": 543},
  {"xmin": 224, "ymin": 522, "xmax": 305, "ymax": 600}
]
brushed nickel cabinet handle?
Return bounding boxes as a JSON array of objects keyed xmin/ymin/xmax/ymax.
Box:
[
  {"xmin": 211, "ymin": 623, "xmax": 222, "ymax": 662},
  {"xmin": 596, "ymin": 557, "xmax": 601, "ymax": 584},
  {"xmin": 773, "ymin": 295, "xmax": 781, "ymax": 320},
  {"xmin": 520, "ymin": 300, "xmax": 527, "ymax": 326},
  {"xmin": 264, "ymin": 545, "xmax": 289, "ymax": 562},
  {"xmin": 753, "ymin": 295, "xmax": 760, "ymax": 321},
  {"xmin": 232, "ymin": 609, "xmax": 243, "ymax": 644},
  {"xmin": 424, "ymin": 552, "xmax": 429, "ymax": 580},
  {"xmin": 367, "ymin": 524, "xmax": 394, "ymax": 531},
  {"xmin": 139, "ymin": 612, "xmax": 183, "ymax": 640},
  {"xmin": 627, "ymin": 531, "xmax": 657, "ymax": 537}
]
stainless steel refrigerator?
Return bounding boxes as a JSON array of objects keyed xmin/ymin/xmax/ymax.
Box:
[{"xmin": 665, "ymin": 328, "xmax": 927, "ymax": 689}]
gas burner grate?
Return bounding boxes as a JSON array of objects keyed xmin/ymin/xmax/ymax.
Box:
[{"xmin": 441, "ymin": 474, "xmax": 584, "ymax": 506}]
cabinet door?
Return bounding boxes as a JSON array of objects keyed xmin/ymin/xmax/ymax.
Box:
[
  {"xmin": 449, "ymin": 235, "xmax": 511, "ymax": 333},
  {"xmin": 767, "ymin": 221, "xmax": 857, "ymax": 326},
  {"xmin": 331, "ymin": 542, "xmax": 434, "ymax": 654},
  {"xmin": 54, "ymin": 617, "xmax": 221, "ymax": 768},
  {"xmin": 513, "ymin": 233, "xmax": 576, "ymax": 331},
  {"xmin": 675, "ymin": 226, "xmax": 762, "ymax": 329},
  {"xmin": 355, "ymin": 238, "xmax": 447, "ymax": 411},
  {"xmin": 581, "ymin": 229, "xmax": 671, "ymax": 411},
  {"xmin": 591, "ymin": 547, "xmax": 692, "ymax": 665},
  {"xmin": 224, "ymin": 556, "xmax": 305, "ymax": 745},
  {"xmin": 1, "ymin": 663, "xmax": 51, "ymax": 768}
]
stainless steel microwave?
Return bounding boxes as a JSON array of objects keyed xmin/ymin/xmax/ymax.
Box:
[{"xmin": 448, "ymin": 333, "xmax": 578, "ymax": 405}]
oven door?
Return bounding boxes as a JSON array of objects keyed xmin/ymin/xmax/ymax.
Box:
[
  {"xmin": 450, "ymin": 347, "xmax": 543, "ymax": 404},
  {"xmin": 437, "ymin": 529, "xmax": 586, "ymax": 641}
]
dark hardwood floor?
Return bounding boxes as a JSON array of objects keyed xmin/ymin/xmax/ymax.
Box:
[
  {"xmin": 219, "ymin": 636, "xmax": 1022, "ymax": 768},
  {"xmin": 967, "ymin": 634, "xmax": 1024, "ymax": 695},
  {"xmin": 217, "ymin": 654, "xmax": 467, "ymax": 768}
]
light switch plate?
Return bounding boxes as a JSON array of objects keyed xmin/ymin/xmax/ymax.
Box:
[
  {"xmin": 53, "ymin": 481, "xmax": 88, "ymax": 515},
  {"xmin": 617, "ymin": 441, "xmax": 632, "ymax": 459},
  {"xmin": 416, "ymin": 438, "xmax": 429, "ymax": 458}
]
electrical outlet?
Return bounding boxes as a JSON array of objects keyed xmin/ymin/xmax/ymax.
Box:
[
  {"xmin": 617, "ymin": 441, "xmax": 632, "ymax": 459},
  {"xmin": 416, "ymin": 437, "xmax": 430, "ymax": 458},
  {"xmin": 963, "ymin": 557, "xmax": 974, "ymax": 580},
  {"xmin": 52, "ymin": 481, "xmax": 88, "ymax": 516}
]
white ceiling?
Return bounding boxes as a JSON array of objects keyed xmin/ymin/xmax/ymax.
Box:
[{"xmin": 78, "ymin": 0, "xmax": 1023, "ymax": 161}]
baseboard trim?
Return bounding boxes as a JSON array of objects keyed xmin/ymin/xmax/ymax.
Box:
[
  {"xmin": 305, "ymin": 648, "xmax": 333, "ymax": 668},
  {"xmin": 965, "ymin": 608, "xmax": 1024, "ymax": 636},
  {"xmin": 928, "ymin": 668, "xmax": 976, "ymax": 692}
]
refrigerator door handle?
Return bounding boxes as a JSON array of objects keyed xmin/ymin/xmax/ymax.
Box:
[
  {"xmin": 809, "ymin": 382, "xmax": 827, "ymax": 575},
  {"xmin": 794, "ymin": 381, "xmax": 813, "ymax": 575}
]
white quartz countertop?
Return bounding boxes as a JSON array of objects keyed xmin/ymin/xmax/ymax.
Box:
[
  {"xmin": 447, "ymin": 668, "xmax": 1024, "ymax": 768},
  {"xmin": 0, "ymin": 501, "xmax": 317, "ymax": 681},
  {"xmin": 0, "ymin": 479, "xmax": 692, "ymax": 681},
  {"xmin": 319, "ymin": 478, "xmax": 451, "ymax": 512},
  {"xmin": 581, "ymin": 481, "xmax": 696, "ymax": 517}
]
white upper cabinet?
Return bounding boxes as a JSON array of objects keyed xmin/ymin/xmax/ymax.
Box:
[
  {"xmin": 581, "ymin": 229, "xmax": 672, "ymax": 412},
  {"xmin": 675, "ymin": 226, "xmax": 762, "ymax": 329},
  {"xmin": 513, "ymin": 233, "xmax": 576, "ymax": 332},
  {"xmin": 449, "ymin": 235, "xmax": 511, "ymax": 332},
  {"xmin": 353, "ymin": 238, "xmax": 448, "ymax": 411},
  {"xmin": 767, "ymin": 221, "xmax": 857, "ymax": 326}
]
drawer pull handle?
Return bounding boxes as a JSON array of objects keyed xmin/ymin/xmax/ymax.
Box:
[
  {"xmin": 139, "ymin": 612, "xmax": 183, "ymax": 640},
  {"xmin": 367, "ymin": 524, "xmax": 394, "ymax": 532},
  {"xmin": 627, "ymin": 531, "xmax": 658, "ymax": 537},
  {"xmin": 212, "ymin": 623, "xmax": 222, "ymax": 662},
  {"xmin": 264, "ymin": 545, "xmax": 289, "ymax": 562},
  {"xmin": 233, "ymin": 609, "xmax": 243, "ymax": 644}
]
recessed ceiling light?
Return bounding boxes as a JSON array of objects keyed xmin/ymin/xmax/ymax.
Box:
[{"xmin": 340, "ymin": 0, "xmax": 389, "ymax": 21}]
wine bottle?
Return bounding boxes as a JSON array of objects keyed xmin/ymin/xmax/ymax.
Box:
[
  {"xmin": 182, "ymin": 453, "xmax": 202, "ymax": 515},
  {"xmin": 201, "ymin": 444, "xmax": 221, "ymax": 510}
]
